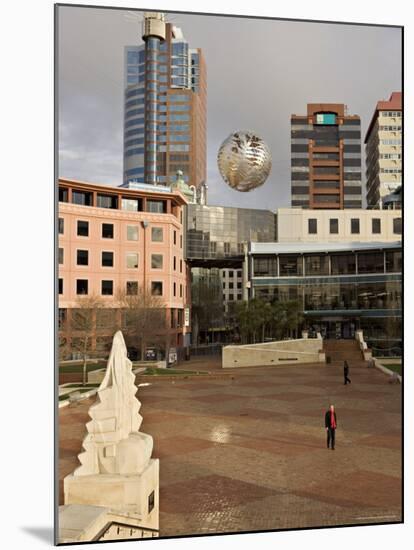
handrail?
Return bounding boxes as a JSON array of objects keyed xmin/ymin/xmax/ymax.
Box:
[{"xmin": 93, "ymin": 521, "xmax": 159, "ymax": 541}]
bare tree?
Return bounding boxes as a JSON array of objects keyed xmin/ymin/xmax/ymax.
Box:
[
  {"xmin": 116, "ymin": 286, "xmax": 167, "ymax": 360},
  {"xmin": 60, "ymin": 294, "xmax": 107, "ymax": 386}
]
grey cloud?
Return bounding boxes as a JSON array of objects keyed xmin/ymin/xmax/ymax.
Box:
[{"xmin": 58, "ymin": 6, "xmax": 401, "ymax": 209}]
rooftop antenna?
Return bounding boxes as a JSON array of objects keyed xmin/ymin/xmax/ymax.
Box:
[{"xmin": 123, "ymin": 10, "xmax": 179, "ymax": 25}]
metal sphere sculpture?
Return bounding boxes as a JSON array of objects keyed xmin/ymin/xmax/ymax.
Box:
[{"xmin": 217, "ymin": 130, "xmax": 272, "ymax": 192}]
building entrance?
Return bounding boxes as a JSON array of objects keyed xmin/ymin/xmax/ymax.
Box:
[{"xmin": 310, "ymin": 320, "xmax": 358, "ymax": 340}]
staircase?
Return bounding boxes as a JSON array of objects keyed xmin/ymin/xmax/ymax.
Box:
[{"xmin": 323, "ymin": 339, "xmax": 367, "ymax": 367}]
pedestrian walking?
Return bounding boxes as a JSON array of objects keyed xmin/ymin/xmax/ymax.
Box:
[
  {"xmin": 344, "ymin": 360, "xmax": 351, "ymax": 385},
  {"xmin": 325, "ymin": 404, "xmax": 337, "ymax": 450}
]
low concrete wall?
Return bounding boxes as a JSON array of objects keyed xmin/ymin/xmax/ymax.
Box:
[
  {"xmin": 88, "ymin": 361, "xmax": 164, "ymax": 384},
  {"xmin": 371, "ymin": 358, "xmax": 402, "ymax": 383},
  {"xmin": 222, "ymin": 338, "xmax": 325, "ymax": 369}
]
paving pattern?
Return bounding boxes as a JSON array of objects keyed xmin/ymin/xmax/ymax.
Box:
[{"xmin": 58, "ymin": 360, "xmax": 402, "ymax": 538}]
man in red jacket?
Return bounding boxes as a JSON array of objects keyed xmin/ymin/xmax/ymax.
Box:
[{"xmin": 325, "ymin": 404, "xmax": 337, "ymax": 450}]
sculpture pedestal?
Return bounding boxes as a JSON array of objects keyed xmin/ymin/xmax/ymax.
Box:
[{"xmin": 64, "ymin": 458, "xmax": 159, "ymax": 532}]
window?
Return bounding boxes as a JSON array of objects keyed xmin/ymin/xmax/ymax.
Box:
[
  {"xmin": 279, "ymin": 255, "xmax": 303, "ymax": 276},
  {"xmin": 180, "ymin": 284, "xmax": 183, "ymax": 298},
  {"xmin": 152, "ymin": 281, "xmax": 163, "ymax": 296},
  {"xmin": 101, "ymin": 280, "xmax": 113, "ymax": 295},
  {"xmin": 59, "ymin": 187, "xmax": 68, "ymax": 202},
  {"xmin": 329, "ymin": 219, "xmax": 339, "ymax": 234},
  {"xmin": 147, "ymin": 200, "xmax": 166, "ymax": 213},
  {"xmin": 385, "ymin": 250, "xmax": 402, "ymax": 273},
  {"xmin": 77, "ymin": 220, "xmax": 89, "ymax": 237},
  {"xmin": 308, "ymin": 218, "xmax": 317, "ymax": 234},
  {"xmin": 357, "ymin": 252, "xmax": 384, "ymax": 274},
  {"xmin": 126, "ymin": 253, "xmax": 138, "ymax": 269},
  {"xmin": 77, "ymin": 250, "xmax": 89, "ymax": 266},
  {"xmin": 58, "ymin": 218, "xmax": 64, "ymax": 234},
  {"xmin": 372, "ymin": 218, "xmax": 381, "ymax": 234},
  {"xmin": 76, "ymin": 279, "xmax": 88, "ymax": 295},
  {"xmin": 72, "ymin": 190, "xmax": 92, "ymax": 206},
  {"xmin": 122, "ymin": 198, "xmax": 140, "ymax": 212},
  {"xmin": 178, "ymin": 309, "xmax": 184, "ymax": 326},
  {"xmin": 102, "ymin": 251, "xmax": 114, "ymax": 267},
  {"xmin": 170, "ymin": 308, "xmax": 177, "ymax": 329},
  {"xmin": 173, "ymin": 282, "xmax": 176, "ymax": 296},
  {"xmin": 237, "ymin": 270, "xmax": 242, "ymax": 278},
  {"xmin": 126, "ymin": 281, "xmax": 138, "ymax": 295},
  {"xmin": 237, "ymin": 282, "xmax": 242, "ymax": 289},
  {"xmin": 97, "ymin": 194, "xmax": 117, "ymax": 209},
  {"xmin": 169, "ymin": 94, "xmax": 189, "ymax": 102},
  {"xmin": 180, "ymin": 259, "xmax": 183, "ymax": 273},
  {"xmin": 58, "ymin": 247, "xmax": 64, "ymax": 265},
  {"xmin": 173, "ymin": 230, "xmax": 177, "ymax": 245},
  {"xmin": 173, "ymin": 256, "xmax": 176, "ymax": 270},
  {"xmin": 151, "ymin": 254, "xmax": 163, "ymax": 269},
  {"xmin": 58, "ymin": 278, "xmax": 63, "ymax": 295},
  {"xmin": 351, "ymin": 218, "xmax": 360, "ymax": 234},
  {"xmin": 169, "ymin": 104, "xmax": 190, "ymax": 111},
  {"xmin": 180, "ymin": 235, "xmax": 183, "ymax": 248},
  {"xmin": 253, "ymin": 257, "xmax": 277, "ymax": 277},
  {"xmin": 331, "ymin": 254, "xmax": 356, "ymax": 275},
  {"xmin": 127, "ymin": 225, "xmax": 139, "ymax": 241},
  {"xmin": 102, "ymin": 223, "xmax": 114, "ymax": 239},
  {"xmin": 304, "ymin": 255, "xmax": 329, "ymax": 276},
  {"xmin": 151, "ymin": 227, "xmax": 163, "ymax": 242},
  {"xmin": 393, "ymin": 217, "xmax": 402, "ymax": 235}
]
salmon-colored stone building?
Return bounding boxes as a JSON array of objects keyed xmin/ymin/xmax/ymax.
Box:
[{"xmin": 58, "ymin": 178, "xmax": 191, "ymax": 360}]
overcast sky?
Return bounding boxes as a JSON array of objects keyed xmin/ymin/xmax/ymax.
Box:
[{"xmin": 58, "ymin": 6, "xmax": 401, "ymax": 210}]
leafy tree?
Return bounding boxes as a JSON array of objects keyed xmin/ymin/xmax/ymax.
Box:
[{"xmin": 233, "ymin": 298, "xmax": 304, "ymax": 344}]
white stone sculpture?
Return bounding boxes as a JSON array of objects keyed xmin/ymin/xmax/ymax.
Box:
[
  {"xmin": 64, "ymin": 330, "xmax": 159, "ymax": 539},
  {"xmin": 75, "ymin": 330, "xmax": 153, "ymax": 476}
]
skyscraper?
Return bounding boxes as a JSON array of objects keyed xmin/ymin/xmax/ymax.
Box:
[
  {"xmin": 123, "ymin": 12, "xmax": 206, "ymax": 189},
  {"xmin": 291, "ymin": 103, "xmax": 362, "ymax": 209},
  {"xmin": 365, "ymin": 92, "xmax": 402, "ymax": 208}
]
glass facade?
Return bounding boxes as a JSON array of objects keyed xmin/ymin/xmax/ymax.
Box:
[
  {"xmin": 186, "ymin": 204, "xmax": 276, "ymax": 260},
  {"xmin": 251, "ymin": 245, "xmax": 402, "ymax": 352},
  {"xmin": 123, "ymin": 28, "xmax": 204, "ymax": 187}
]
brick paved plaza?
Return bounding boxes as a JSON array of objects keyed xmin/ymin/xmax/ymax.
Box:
[{"xmin": 59, "ymin": 359, "xmax": 402, "ymax": 537}]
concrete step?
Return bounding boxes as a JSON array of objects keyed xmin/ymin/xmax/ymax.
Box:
[
  {"xmin": 326, "ymin": 352, "xmax": 363, "ymax": 359},
  {"xmin": 328, "ymin": 361, "xmax": 368, "ymax": 368},
  {"xmin": 323, "ymin": 340, "xmax": 361, "ymax": 351}
]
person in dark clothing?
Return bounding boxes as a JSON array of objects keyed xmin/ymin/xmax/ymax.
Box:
[
  {"xmin": 325, "ymin": 404, "xmax": 337, "ymax": 450},
  {"xmin": 344, "ymin": 360, "xmax": 351, "ymax": 385}
]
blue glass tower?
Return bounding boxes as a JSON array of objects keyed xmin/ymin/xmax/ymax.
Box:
[{"xmin": 123, "ymin": 13, "xmax": 206, "ymax": 189}]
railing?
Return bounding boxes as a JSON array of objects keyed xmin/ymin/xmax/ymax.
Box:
[{"xmin": 95, "ymin": 522, "xmax": 159, "ymax": 541}]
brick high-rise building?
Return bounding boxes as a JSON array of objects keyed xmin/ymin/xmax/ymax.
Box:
[
  {"xmin": 291, "ymin": 103, "xmax": 362, "ymax": 209},
  {"xmin": 365, "ymin": 92, "xmax": 402, "ymax": 208},
  {"xmin": 123, "ymin": 13, "xmax": 207, "ymax": 190}
]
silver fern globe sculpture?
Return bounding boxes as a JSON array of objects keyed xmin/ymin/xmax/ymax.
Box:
[{"xmin": 217, "ymin": 130, "xmax": 272, "ymax": 192}]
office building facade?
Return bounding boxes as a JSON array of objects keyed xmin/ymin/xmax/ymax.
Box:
[
  {"xmin": 186, "ymin": 204, "xmax": 276, "ymax": 262},
  {"xmin": 276, "ymin": 207, "xmax": 402, "ymax": 243},
  {"xmin": 249, "ymin": 241, "xmax": 402, "ymax": 354},
  {"xmin": 365, "ymin": 92, "xmax": 402, "ymax": 207},
  {"xmin": 291, "ymin": 103, "xmax": 362, "ymax": 209},
  {"xmin": 123, "ymin": 12, "xmax": 206, "ymax": 189},
  {"xmin": 58, "ymin": 178, "xmax": 190, "ymax": 358},
  {"xmin": 185, "ymin": 203, "xmax": 276, "ymax": 325}
]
